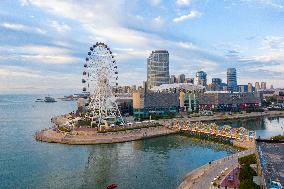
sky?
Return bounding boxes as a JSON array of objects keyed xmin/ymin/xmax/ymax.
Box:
[{"xmin": 1, "ymin": 0, "xmax": 284, "ymax": 94}]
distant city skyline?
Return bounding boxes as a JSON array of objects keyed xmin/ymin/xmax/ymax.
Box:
[{"xmin": 1, "ymin": 0, "xmax": 284, "ymax": 93}]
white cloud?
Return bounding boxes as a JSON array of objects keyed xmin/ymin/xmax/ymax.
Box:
[
  {"xmin": 0, "ymin": 22, "xmax": 29, "ymax": 31},
  {"xmin": 0, "ymin": 22, "xmax": 46, "ymax": 34},
  {"xmin": 173, "ymin": 10, "xmax": 202, "ymax": 22},
  {"xmin": 49, "ymin": 20, "xmax": 71, "ymax": 33},
  {"xmin": 262, "ymin": 36, "xmax": 284, "ymax": 50},
  {"xmin": 15, "ymin": 0, "xmax": 281, "ymax": 88},
  {"xmin": 19, "ymin": 0, "xmax": 29, "ymax": 6},
  {"xmin": 0, "ymin": 45, "xmax": 80, "ymax": 64},
  {"xmin": 176, "ymin": 0, "xmax": 192, "ymax": 6},
  {"xmin": 178, "ymin": 42, "xmax": 197, "ymax": 49},
  {"xmin": 154, "ymin": 16, "xmax": 162, "ymax": 23},
  {"xmin": 148, "ymin": 0, "xmax": 162, "ymax": 6},
  {"xmin": 240, "ymin": 0, "xmax": 284, "ymax": 9},
  {"xmin": 0, "ymin": 65, "xmax": 81, "ymax": 92},
  {"xmin": 0, "ymin": 65, "xmax": 41, "ymax": 78}
]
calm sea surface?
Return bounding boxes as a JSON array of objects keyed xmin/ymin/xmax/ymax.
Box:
[{"xmin": 0, "ymin": 94, "xmax": 283, "ymax": 189}]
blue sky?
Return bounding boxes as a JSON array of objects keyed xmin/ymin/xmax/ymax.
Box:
[{"xmin": 0, "ymin": 0, "xmax": 284, "ymax": 93}]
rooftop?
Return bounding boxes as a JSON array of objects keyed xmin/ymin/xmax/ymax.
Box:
[{"xmin": 150, "ymin": 83, "xmax": 205, "ymax": 92}]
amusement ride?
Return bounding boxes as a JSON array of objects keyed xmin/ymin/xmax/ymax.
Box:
[{"xmin": 82, "ymin": 42, "xmax": 124, "ymax": 129}]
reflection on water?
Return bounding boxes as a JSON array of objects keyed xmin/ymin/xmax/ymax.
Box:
[
  {"xmin": 0, "ymin": 95, "xmax": 283, "ymax": 189},
  {"xmin": 216, "ymin": 116, "xmax": 284, "ymax": 138},
  {"xmin": 81, "ymin": 135, "xmax": 236, "ymax": 189}
]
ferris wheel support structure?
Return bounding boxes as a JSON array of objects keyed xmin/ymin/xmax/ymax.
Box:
[{"xmin": 82, "ymin": 42, "xmax": 124, "ymax": 129}]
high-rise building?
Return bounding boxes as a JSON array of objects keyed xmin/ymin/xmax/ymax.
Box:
[
  {"xmin": 170, "ymin": 75, "xmax": 177, "ymax": 84},
  {"xmin": 261, "ymin": 82, "xmax": 266, "ymax": 90},
  {"xmin": 270, "ymin": 84, "xmax": 274, "ymax": 89},
  {"xmin": 143, "ymin": 81, "xmax": 148, "ymax": 93},
  {"xmin": 147, "ymin": 50, "xmax": 170, "ymax": 89},
  {"xmin": 227, "ymin": 68, "xmax": 237, "ymax": 92},
  {"xmin": 178, "ymin": 74, "xmax": 186, "ymax": 83},
  {"xmin": 248, "ymin": 83, "xmax": 253, "ymax": 93},
  {"xmin": 238, "ymin": 85, "xmax": 248, "ymax": 93},
  {"xmin": 195, "ymin": 71, "xmax": 207, "ymax": 86},
  {"xmin": 211, "ymin": 78, "xmax": 222, "ymax": 91},
  {"xmin": 255, "ymin": 82, "xmax": 260, "ymax": 91},
  {"xmin": 185, "ymin": 78, "xmax": 194, "ymax": 84}
]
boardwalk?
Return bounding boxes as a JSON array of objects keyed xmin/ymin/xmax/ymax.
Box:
[{"xmin": 177, "ymin": 149, "xmax": 255, "ymax": 189}]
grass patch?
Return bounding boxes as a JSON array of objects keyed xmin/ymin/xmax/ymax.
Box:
[
  {"xmin": 238, "ymin": 154, "xmax": 257, "ymax": 165},
  {"xmin": 238, "ymin": 154, "xmax": 260, "ymax": 189}
]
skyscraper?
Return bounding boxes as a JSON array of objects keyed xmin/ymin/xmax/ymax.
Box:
[
  {"xmin": 178, "ymin": 74, "xmax": 186, "ymax": 83},
  {"xmin": 227, "ymin": 68, "xmax": 237, "ymax": 92},
  {"xmin": 211, "ymin": 78, "xmax": 222, "ymax": 91},
  {"xmin": 185, "ymin": 78, "xmax": 194, "ymax": 84},
  {"xmin": 255, "ymin": 82, "xmax": 260, "ymax": 91},
  {"xmin": 170, "ymin": 75, "xmax": 177, "ymax": 84},
  {"xmin": 195, "ymin": 71, "xmax": 207, "ymax": 86},
  {"xmin": 147, "ymin": 50, "xmax": 170, "ymax": 88},
  {"xmin": 261, "ymin": 82, "xmax": 266, "ymax": 90},
  {"xmin": 248, "ymin": 83, "xmax": 253, "ymax": 93}
]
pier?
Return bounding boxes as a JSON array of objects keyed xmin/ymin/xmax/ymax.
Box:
[{"xmin": 167, "ymin": 120, "xmax": 256, "ymax": 149}]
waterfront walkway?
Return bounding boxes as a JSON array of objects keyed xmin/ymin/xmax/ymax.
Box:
[{"xmin": 177, "ymin": 149, "xmax": 255, "ymax": 189}]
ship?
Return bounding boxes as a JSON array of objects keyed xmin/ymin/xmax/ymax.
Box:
[
  {"xmin": 44, "ymin": 96, "xmax": 57, "ymax": 103},
  {"xmin": 35, "ymin": 98, "xmax": 44, "ymax": 102}
]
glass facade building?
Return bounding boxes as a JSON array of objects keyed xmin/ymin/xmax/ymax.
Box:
[
  {"xmin": 147, "ymin": 50, "xmax": 170, "ymax": 88},
  {"xmin": 195, "ymin": 71, "xmax": 207, "ymax": 86},
  {"xmin": 227, "ymin": 68, "xmax": 237, "ymax": 92}
]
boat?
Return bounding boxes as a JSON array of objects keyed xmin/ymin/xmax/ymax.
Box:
[
  {"xmin": 35, "ymin": 98, "xmax": 44, "ymax": 102},
  {"xmin": 44, "ymin": 96, "xmax": 57, "ymax": 103},
  {"xmin": 107, "ymin": 184, "xmax": 118, "ymax": 189}
]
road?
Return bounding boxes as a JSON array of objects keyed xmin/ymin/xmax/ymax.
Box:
[{"xmin": 177, "ymin": 149, "xmax": 255, "ymax": 189}]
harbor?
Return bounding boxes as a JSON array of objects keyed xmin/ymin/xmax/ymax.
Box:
[{"xmin": 1, "ymin": 94, "xmax": 283, "ymax": 189}]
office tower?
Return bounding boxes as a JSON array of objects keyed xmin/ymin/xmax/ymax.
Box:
[
  {"xmin": 185, "ymin": 78, "xmax": 194, "ymax": 84},
  {"xmin": 227, "ymin": 68, "xmax": 237, "ymax": 92},
  {"xmin": 261, "ymin": 82, "xmax": 266, "ymax": 90},
  {"xmin": 143, "ymin": 81, "xmax": 148, "ymax": 93},
  {"xmin": 255, "ymin": 82, "xmax": 260, "ymax": 91},
  {"xmin": 195, "ymin": 71, "xmax": 207, "ymax": 86},
  {"xmin": 170, "ymin": 75, "xmax": 177, "ymax": 84},
  {"xmin": 178, "ymin": 74, "xmax": 186, "ymax": 83},
  {"xmin": 212, "ymin": 78, "xmax": 222, "ymax": 86},
  {"xmin": 270, "ymin": 84, "xmax": 274, "ymax": 89},
  {"xmin": 248, "ymin": 83, "xmax": 253, "ymax": 93},
  {"xmin": 147, "ymin": 50, "xmax": 170, "ymax": 88},
  {"xmin": 211, "ymin": 78, "xmax": 222, "ymax": 91},
  {"xmin": 238, "ymin": 85, "xmax": 248, "ymax": 92}
]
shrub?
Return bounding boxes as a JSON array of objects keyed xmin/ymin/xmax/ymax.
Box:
[
  {"xmin": 238, "ymin": 154, "xmax": 257, "ymax": 165},
  {"xmin": 238, "ymin": 154, "xmax": 260, "ymax": 189},
  {"xmin": 271, "ymin": 135, "xmax": 284, "ymax": 140}
]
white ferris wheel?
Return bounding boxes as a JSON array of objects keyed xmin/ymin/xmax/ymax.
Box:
[{"xmin": 82, "ymin": 42, "xmax": 124, "ymax": 128}]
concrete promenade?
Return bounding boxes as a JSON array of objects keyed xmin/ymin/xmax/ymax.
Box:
[{"xmin": 177, "ymin": 149, "xmax": 255, "ymax": 189}]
